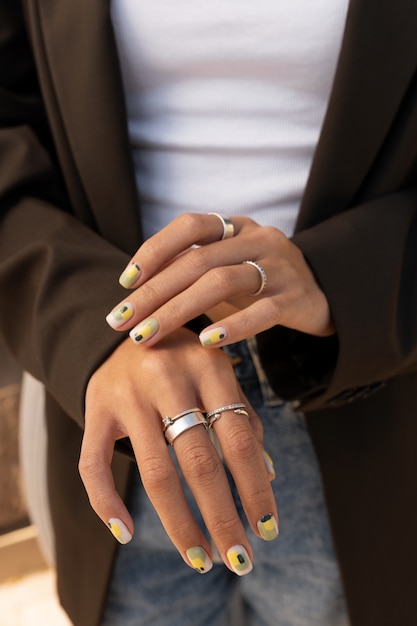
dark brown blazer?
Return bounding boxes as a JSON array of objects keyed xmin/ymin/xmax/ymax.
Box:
[{"xmin": 1, "ymin": 1, "xmax": 417, "ymax": 624}]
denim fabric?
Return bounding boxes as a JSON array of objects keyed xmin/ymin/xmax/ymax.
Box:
[{"xmin": 101, "ymin": 341, "xmax": 350, "ymax": 626}]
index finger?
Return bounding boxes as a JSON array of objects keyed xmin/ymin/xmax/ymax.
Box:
[{"xmin": 118, "ymin": 213, "xmax": 243, "ymax": 289}]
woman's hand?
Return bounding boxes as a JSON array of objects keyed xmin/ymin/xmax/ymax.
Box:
[
  {"xmin": 105, "ymin": 213, "xmax": 335, "ymax": 348},
  {"xmin": 79, "ymin": 328, "xmax": 278, "ymax": 575}
]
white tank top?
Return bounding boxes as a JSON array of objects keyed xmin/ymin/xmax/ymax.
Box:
[{"xmin": 111, "ymin": 1, "xmax": 348, "ymax": 239}]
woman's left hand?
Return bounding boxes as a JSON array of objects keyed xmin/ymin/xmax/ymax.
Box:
[{"xmin": 105, "ymin": 213, "xmax": 335, "ymax": 347}]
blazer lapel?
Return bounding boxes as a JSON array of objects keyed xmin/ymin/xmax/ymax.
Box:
[
  {"xmin": 297, "ymin": 0, "xmax": 417, "ymax": 230},
  {"xmin": 30, "ymin": 0, "xmax": 142, "ymax": 253}
]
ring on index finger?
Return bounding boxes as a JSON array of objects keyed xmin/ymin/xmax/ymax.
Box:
[{"xmin": 208, "ymin": 213, "xmax": 235, "ymax": 240}]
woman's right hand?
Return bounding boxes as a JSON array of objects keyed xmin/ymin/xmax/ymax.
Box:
[{"xmin": 79, "ymin": 327, "xmax": 278, "ymax": 575}]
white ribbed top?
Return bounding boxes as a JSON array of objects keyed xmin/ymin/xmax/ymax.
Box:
[{"xmin": 111, "ymin": 1, "xmax": 348, "ymax": 239}]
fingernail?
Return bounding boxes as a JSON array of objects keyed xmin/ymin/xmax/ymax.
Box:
[
  {"xmin": 257, "ymin": 514, "xmax": 279, "ymax": 541},
  {"xmin": 129, "ymin": 317, "xmax": 159, "ymax": 344},
  {"xmin": 199, "ymin": 327, "xmax": 228, "ymax": 346},
  {"xmin": 119, "ymin": 262, "xmax": 141, "ymax": 288},
  {"xmin": 106, "ymin": 302, "xmax": 135, "ymax": 329},
  {"xmin": 262, "ymin": 449, "xmax": 276, "ymax": 479},
  {"xmin": 226, "ymin": 545, "xmax": 253, "ymax": 576},
  {"xmin": 186, "ymin": 546, "xmax": 213, "ymax": 574},
  {"xmin": 108, "ymin": 518, "xmax": 132, "ymax": 544}
]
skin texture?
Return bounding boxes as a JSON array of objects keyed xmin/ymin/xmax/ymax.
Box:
[
  {"xmin": 105, "ymin": 214, "xmax": 335, "ymax": 348},
  {"xmin": 80, "ymin": 327, "xmax": 277, "ymax": 574},
  {"xmin": 84, "ymin": 213, "xmax": 334, "ymax": 571}
]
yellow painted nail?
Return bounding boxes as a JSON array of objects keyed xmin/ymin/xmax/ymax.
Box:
[
  {"xmin": 186, "ymin": 547, "xmax": 213, "ymax": 574},
  {"xmin": 257, "ymin": 514, "xmax": 279, "ymax": 541},
  {"xmin": 108, "ymin": 518, "xmax": 132, "ymax": 544},
  {"xmin": 199, "ymin": 327, "xmax": 228, "ymax": 346},
  {"xmin": 129, "ymin": 317, "xmax": 159, "ymax": 344},
  {"xmin": 119, "ymin": 263, "xmax": 141, "ymax": 288},
  {"xmin": 106, "ymin": 302, "xmax": 134, "ymax": 329}
]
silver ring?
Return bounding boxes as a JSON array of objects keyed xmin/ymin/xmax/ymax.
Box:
[
  {"xmin": 243, "ymin": 260, "xmax": 267, "ymax": 296},
  {"xmin": 162, "ymin": 407, "xmax": 202, "ymax": 431},
  {"xmin": 208, "ymin": 213, "xmax": 235, "ymax": 240},
  {"xmin": 164, "ymin": 411, "xmax": 207, "ymax": 445},
  {"xmin": 205, "ymin": 403, "xmax": 249, "ymax": 428}
]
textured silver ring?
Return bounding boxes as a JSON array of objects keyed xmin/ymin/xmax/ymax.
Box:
[
  {"xmin": 243, "ymin": 260, "xmax": 267, "ymax": 296},
  {"xmin": 208, "ymin": 213, "xmax": 235, "ymax": 240},
  {"xmin": 162, "ymin": 407, "xmax": 202, "ymax": 431},
  {"xmin": 164, "ymin": 411, "xmax": 208, "ymax": 445},
  {"xmin": 205, "ymin": 403, "xmax": 249, "ymax": 428}
]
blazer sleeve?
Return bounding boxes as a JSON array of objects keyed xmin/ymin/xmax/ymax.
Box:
[
  {"xmin": 0, "ymin": 2, "xmax": 131, "ymax": 427},
  {"xmin": 257, "ymin": 185, "xmax": 417, "ymax": 411}
]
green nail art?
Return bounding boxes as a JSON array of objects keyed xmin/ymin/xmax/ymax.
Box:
[
  {"xmin": 199, "ymin": 327, "xmax": 228, "ymax": 346},
  {"xmin": 186, "ymin": 547, "xmax": 213, "ymax": 574},
  {"xmin": 257, "ymin": 514, "xmax": 279, "ymax": 541},
  {"xmin": 119, "ymin": 263, "xmax": 141, "ymax": 288},
  {"xmin": 129, "ymin": 317, "xmax": 159, "ymax": 344},
  {"xmin": 106, "ymin": 302, "xmax": 134, "ymax": 329}
]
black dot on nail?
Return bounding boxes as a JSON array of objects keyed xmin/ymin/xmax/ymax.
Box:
[
  {"xmin": 220, "ymin": 333, "xmax": 225, "ymax": 339},
  {"xmin": 237, "ymin": 554, "xmax": 245, "ymax": 564},
  {"xmin": 135, "ymin": 335, "xmax": 143, "ymax": 342}
]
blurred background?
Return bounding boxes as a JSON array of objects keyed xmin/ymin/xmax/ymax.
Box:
[{"xmin": 0, "ymin": 340, "xmax": 70, "ymax": 624}]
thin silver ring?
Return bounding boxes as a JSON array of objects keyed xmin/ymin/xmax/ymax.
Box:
[
  {"xmin": 205, "ymin": 403, "xmax": 249, "ymax": 428},
  {"xmin": 164, "ymin": 411, "xmax": 208, "ymax": 445},
  {"xmin": 162, "ymin": 407, "xmax": 202, "ymax": 431},
  {"xmin": 243, "ymin": 260, "xmax": 267, "ymax": 296},
  {"xmin": 208, "ymin": 213, "xmax": 235, "ymax": 240}
]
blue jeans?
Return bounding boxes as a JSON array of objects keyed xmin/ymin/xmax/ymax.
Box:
[{"xmin": 102, "ymin": 340, "xmax": 350, "ymax": 626}]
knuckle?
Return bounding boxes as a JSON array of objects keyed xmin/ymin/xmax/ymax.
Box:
[
  {"xmin": 224, "ymin": 427, "xmax": 259, "ymax": 461},
  {"xmin": 181, "ymin": 444, "xmax": 222, "ymax": 486},
  {"xmin": 141, "ymin": 455, "xmax": 174, "ymax": 492},
  {"xmin": 182, "ymin": 245, "xmax": 211, "ymax": 273},
  {"xmin": 210, "ymin": 515, "xmax": 241, "ymax": 536},
  {"xmin": 179, "ymin": 212, "xmax": 202, "ymax": 233},
  {"xmin": 206, "ymin": 266, "xmax": 236, "ymax": 293},
  {"xmin": 78, "ymin": 452, "xmax": 100, "ymax": 482}
]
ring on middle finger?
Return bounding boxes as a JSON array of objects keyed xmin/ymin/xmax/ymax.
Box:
[
  {"xmin": 205, "ymin": 403, "xmax": 249, "ymax": 428},
  {"xmin": 208, "ymin": 212, "xmax": 235, "ymax": 240},
  {"xmin": 162, "ymin": 407, "xmax": 202, "ymax": 431},
  {"xmin": 164, "ymin": 411, "xmax": 207, "ymax": 445}
]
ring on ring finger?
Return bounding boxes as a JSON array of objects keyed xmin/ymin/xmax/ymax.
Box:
[
  {"xmin": 242, "ymin": 260, "xmax": 267, "ymax": 296},
  {"xmin": 205, "ymin": 403, "xmax": 249, "ymax": 428}
]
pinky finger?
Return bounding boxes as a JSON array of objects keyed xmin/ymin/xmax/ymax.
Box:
[{"xmin": 198, "ymin": 300, "xmax": 278, "ymax": 348}]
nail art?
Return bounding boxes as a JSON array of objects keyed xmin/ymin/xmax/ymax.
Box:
[
  {"xmin": 129, "ymin": 317, "xmax": 159, "ymax": 344},
  {"xmin": 186, "ymin": 547, "xmax": 213, "ymax": 574},
  {"xmin": 108, "ymin": 518, "xmax": 132, "ymax": 544},
  {"xmin": 226, "ymin": 545, "xmax": 253, "ymax": 576},
  {"xmin": 262, "ymin": 449, "xmax": 276, "ymax": 479},
  {"xmin": 119, "ymin": 262, "xmax": 141, "ymax": 288},
  {"xmin": 257, "ymin": 514, "xmax": 279, "ymax": 541},
  {"xmin": 106, "ymin": 302, "xmax": 134, "ymax": 329},
  {"xmin": 199, "ymin": 327, "xmax": 228, "ymax": 347}
]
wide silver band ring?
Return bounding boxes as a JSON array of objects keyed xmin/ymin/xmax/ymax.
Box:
[
  {"xmin": 164, "ymin": 411, "xmax": 207, "ymax": 445},
  {"xmin": 243, "ymin": 260, "xmax": 267, "ymax": 296},
  {"xmin": 208, "ymin": 213, "xmax": 235, "ymax": 240},
  {"xmin": 205, "ymin": 403, "xmax": 249, "ymax": 428},
  {"xmin": 162, "ymin": 407, "xmax": 202, "ymax": 431}
]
